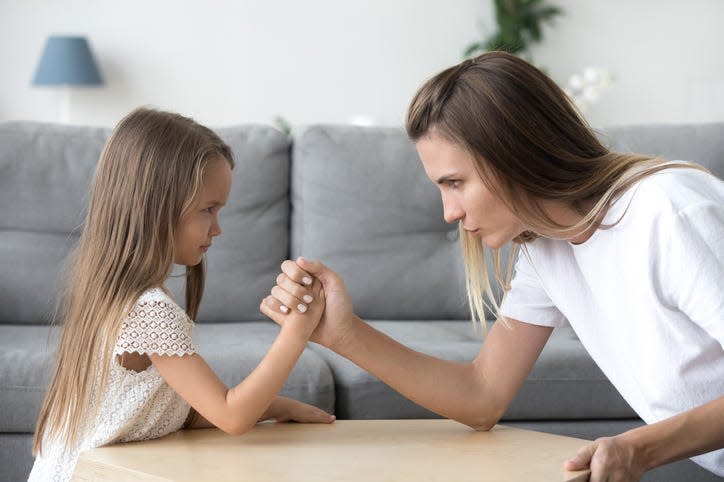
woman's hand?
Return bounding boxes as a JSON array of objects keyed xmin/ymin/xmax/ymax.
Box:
[
  {"xmin": 263, "ymin": 396, "xmax": 336, "ymax": 424},
  {"xmin": 564, "ymin": 435, "xmax": 646, "ymax": 482},
  {"xmin": 261, "ymin": 257, "xmax": 357, "ymax": 350}
]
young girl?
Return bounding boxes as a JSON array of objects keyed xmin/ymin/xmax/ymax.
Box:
[
  {"xmin": 262, "ymin": 52, "xmax": 724, "ymax": 481},
  {"xmin": 30, "ymin": 108, "xmax": 334, "ymax": 482}
]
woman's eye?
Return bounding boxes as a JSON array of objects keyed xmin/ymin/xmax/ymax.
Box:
[
  {"xmin": 449, "ymin": 180, "xmax": 461, "ymax": 189},
  {"xmin": 202, "ymin": 207, "xmax": 213, "ymax": 214}
]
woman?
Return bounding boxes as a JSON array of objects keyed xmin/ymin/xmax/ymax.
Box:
[{"xmin": 260, "ymin": 52, "xmax": 724, "ymax": 481}]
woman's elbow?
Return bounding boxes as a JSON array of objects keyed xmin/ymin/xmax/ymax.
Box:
[{"xmin": 462, "ymin": 407, "xmax": 504, "ymax": 432}]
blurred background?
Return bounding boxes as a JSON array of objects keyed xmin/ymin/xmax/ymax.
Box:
[{"xmin": 2, "ymin": 0, "xmax": 723, "ymax": 129}]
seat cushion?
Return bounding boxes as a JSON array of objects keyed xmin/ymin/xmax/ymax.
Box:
[
  {"xmin": 312, "ymin": 321, "xmax": 636, "ymax": 420},
  {"xmin": 0, "ymin": 323, "xmax": 334, "ymax": 433}
]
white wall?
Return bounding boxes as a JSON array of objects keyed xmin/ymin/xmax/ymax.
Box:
[{"xmin": 1, "ymin": 0, "xmax": 722, "ymax": 128}]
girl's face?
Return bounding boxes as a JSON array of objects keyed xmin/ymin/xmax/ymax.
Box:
[
  {"xmin": 416, "ymin": 132, "xmax": 526, "ymax": 249},
  {"xmin": 174, "ymin": 158, "xmax": 232, "ymax": 266}
]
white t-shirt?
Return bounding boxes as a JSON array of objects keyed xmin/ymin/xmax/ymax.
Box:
[{"xmin": 500, "ymin": 166, "xmax": 724, "ymax": 475}]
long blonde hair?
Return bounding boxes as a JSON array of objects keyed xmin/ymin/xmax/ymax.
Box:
[
  {"xmin": 33, "ymin": 108, "xmax": 234, "ymax": 455},
  {"xmin": 406, "ymin": 51, "xmax": 708, "ymax": 327}
]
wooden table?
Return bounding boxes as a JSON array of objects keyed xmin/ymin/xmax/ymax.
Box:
[{"xmin": 72, "ymin": 419, "xmax": 591, "ymax": 481}]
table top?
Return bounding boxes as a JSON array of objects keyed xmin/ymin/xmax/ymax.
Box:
[{"xmin": 73, "ymin": 419, "xmax": 591, "ymax": 481}]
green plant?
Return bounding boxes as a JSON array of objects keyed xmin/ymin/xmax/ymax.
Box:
[
  {"xmin": 464, "ymin": 0, "xmax": 563, "ymax": 60},
  {"xmin": 272, "ymin": 115, "xmax": 292, "ymax": 136}
]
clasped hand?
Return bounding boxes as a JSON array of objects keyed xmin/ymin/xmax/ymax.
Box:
[{"xmin": 260, "ymin": 257, "xmax": 354, "ymax": 349}]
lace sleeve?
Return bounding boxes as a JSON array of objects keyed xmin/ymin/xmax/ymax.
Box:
[{"xmin": 114, "ymin": 288, "xmax": 195, "ymax": 357}]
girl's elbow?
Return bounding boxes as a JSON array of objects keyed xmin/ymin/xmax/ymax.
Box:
[{"xmin": 218, "ymin": 419, "xmax": 255, "ymax": 436}]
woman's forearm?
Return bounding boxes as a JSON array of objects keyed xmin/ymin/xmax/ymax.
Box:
[
  {"xmin": 333, "ymin": 315, "xmax": 501, "ymax": 429},
  {"xmin": 622, "ymin": 396, "xmax": 724, "ymax": 470}
]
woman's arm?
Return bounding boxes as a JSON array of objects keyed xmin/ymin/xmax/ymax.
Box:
[
  {"xmin": 262, "ymin": 257, "xmax": 552, "ymax": 430},
  {"xmin": 151, "ymin": 281, "xmax": 329, "ymax": 435},
  {"xmin": 565, "ymin": 396, "xmax": 724, "ymax": 478}
]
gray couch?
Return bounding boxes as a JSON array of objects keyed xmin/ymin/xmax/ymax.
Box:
[{"xmin": 1, "ymin": 121, "xmax": 722, "ymax": 482}]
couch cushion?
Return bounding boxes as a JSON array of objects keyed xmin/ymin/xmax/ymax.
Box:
[
  {"xmin": 600, "ymin": 123, "xmax": 724, "ymax": 178},
  {"xmin": 0, "ymin": 122, "xmax": 106, "ymax": 324},
  {"xmin": 291, "ymin": 125, "xmax": 487, "ymax": 320},
  {"xmin": 312, "ymin": 321, "xmax": 636, "ymax": 421},
  {"xmin": 0, "ymin": 323, "xmax": 334, "ymax": 433},
  {"xmin": 0, "ymin": 122, "xmax": 290, "ymax": 324},
  {"xmin": 166, "ymin": 125, "xmax": 291, "ymax": 322}
]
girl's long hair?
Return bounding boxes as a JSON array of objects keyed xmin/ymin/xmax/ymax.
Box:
[
  {"xmin": 406, "ymin": 51, "xmax": 708, "ymax": 326},
  {"xmin": 33, "ymin": 108, "xmax": 234, "ymax": 455}
]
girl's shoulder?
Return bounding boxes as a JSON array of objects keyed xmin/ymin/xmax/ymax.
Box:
[
  {"xmin": 116, "ymin": 287, "xmax": 195, "ymax": 357},
  {"xmin": 126, "ymin": 286, "xmax": 192, "ymax": 325}
]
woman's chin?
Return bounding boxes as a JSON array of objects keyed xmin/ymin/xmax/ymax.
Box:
[{"xmin": 481, "ymin": 234, "xmax": 510, "ymax": 250}]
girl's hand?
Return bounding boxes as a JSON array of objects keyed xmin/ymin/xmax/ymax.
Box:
[
  {"xmin": 262, "ymin": 257, "xmax": 357, "ymax": 350},
  {"xmin": 264, "ymin": 397, "xmax": 336, "ymax": 424},
  {"xmin": 261, "ymin": 277, "xmax": 325, "ymax": 341},
  {"xmin": 564, "ymin": 435, "xmax": 646, "ymax": 482}
]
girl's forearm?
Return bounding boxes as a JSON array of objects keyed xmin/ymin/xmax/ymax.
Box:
[
  {"xmin": 622, "ymin": 396, "xmax": 724, "ymax": 470},
  {"xmin": 222, "ymin": 325, "xmax": 308, "ymax": 434}
]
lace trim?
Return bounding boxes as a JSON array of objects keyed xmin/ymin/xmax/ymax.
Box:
[{"xmin": 115, "ymin": 289, "xmax": 195, "ymax": 357}]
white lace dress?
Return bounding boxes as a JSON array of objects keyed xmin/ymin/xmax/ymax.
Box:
[{"xmin": 28, "ymin": 287, "xmax": 195, "ymax": 482}]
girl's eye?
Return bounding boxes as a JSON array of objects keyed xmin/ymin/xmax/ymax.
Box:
[
  {"xmin": 202, "ymin": 207, "xmax": 213, "ymax": 214},
  {"xmin": 448, "ymin": 180, "xmax": 461, "ymax": 189}
]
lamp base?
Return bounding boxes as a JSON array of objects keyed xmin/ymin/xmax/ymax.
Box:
[{"xmin": 59, "ymin": 86, "xmax": 71, "ymax": 123}]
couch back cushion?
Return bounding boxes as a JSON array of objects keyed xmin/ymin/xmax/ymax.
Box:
[
  {"xmin": 291, "ymin": 125, "xmax": 474, "ymax": 320},
  {"xmin": 0, "ymin": 122, "xmax": 290, "ymax": 324},
  {"xmin": 291, "ymin": 123, "xmax": 724, "ymax": 321},
  {"xmin": 601, "ymin": 123, "xmax": 724, "ymax": 178}
]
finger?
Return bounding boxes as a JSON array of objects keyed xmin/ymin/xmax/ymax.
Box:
[
  {"xmin": 297, "ymin": 257, "xmax": 341, "ymax": 289},
  {"xmin": 564, "ymin": 443, "xmax": 595, "ymax": 471},
  {"xmin": 271, "ymin": 285, "xmax": 308, "ymax": 313},
  {"xmin": 264, "ymin": 293, "xmax": 290, "ymax": 314},
  {"xmin": 303, "ymin": 407, "xmax": 336, "ymax": 424},
  {"xmin": 281, "ymin": 259, "xmax": 313, "ymax": 286},
  {"xmin": 260, "ymin": 296, "xmax": 287, "ymax": 323},
  {"xmin": 277, "ymin": 273, "xmax": 314, "ymax": 304}
]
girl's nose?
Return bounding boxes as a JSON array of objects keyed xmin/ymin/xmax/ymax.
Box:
[{"xmin": 211, "ymin": 217, "xmax": 222, "ymax": 237}]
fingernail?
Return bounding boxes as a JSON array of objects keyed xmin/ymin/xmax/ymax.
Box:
[
  {"xmin": 297, "ymin": 304, "xmax": 307, "ymax": 313},
  {"xmin": 302, "ymin": 276, "xmax": 312, "ymax": 285},
  {"xmin": 303, "ymin": 295, "xmax": 313, "ymax": 303},
  {"xmin": 280, "ymin": 305, "xmax": 289, "ymax": 313}
]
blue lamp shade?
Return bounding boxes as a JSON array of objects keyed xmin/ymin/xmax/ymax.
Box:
[{"xmin": 32, "ymin": 36, "xmax": 103, "ymax": 86}]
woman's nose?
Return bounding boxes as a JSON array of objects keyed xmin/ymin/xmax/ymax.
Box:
[{"xmin": 442, "ymin": 199, "xmax": 464, "ymax": 224}]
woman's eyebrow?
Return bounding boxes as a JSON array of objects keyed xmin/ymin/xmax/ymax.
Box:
[{"xmin": 436, "ymin": 173, "xmax": 461, "ymax": 184}]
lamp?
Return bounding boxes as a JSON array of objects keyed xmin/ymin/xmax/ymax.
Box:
[{"xmin": 32, "ymin": 35, "xmax": 104, "ymax": 123}]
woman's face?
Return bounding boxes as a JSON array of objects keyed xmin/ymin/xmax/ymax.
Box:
[{"xmin": 416, "ymin": 132, "xmax": 526, "ymax": 249}]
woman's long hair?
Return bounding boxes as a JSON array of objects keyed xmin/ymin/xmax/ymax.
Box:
[
  {"xmin": 33, "ymin": 108, "xmax": 234, "ymax": 455},
  {"xmin": 406, "ymin": 51, "xmax": 707, "ymax": 326}
]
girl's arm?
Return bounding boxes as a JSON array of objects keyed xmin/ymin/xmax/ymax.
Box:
[
  {"xmin": 262, "ymin": 258, "xmax": 552, "ymax": 430},
  {"xmin": 185, "ymin": 395, "xmax": 334, "ymax": 429},
  {"xmin": 151, "ymin": 281, "xmax": 329, "ymax": 436}
]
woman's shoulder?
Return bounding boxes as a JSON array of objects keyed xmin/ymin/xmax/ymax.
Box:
[{"xmin": 629, "ymin": 163, "xmax": 723, "ymax": 215}]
